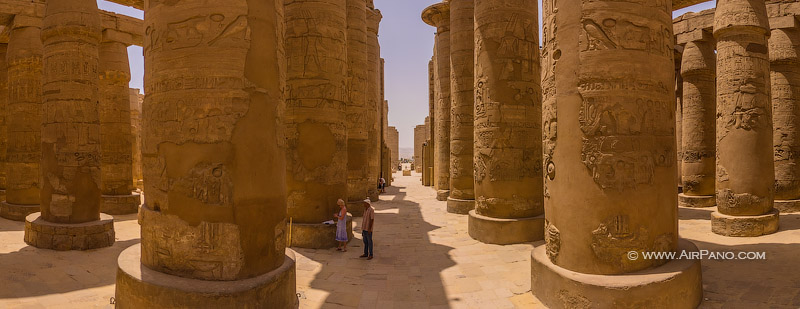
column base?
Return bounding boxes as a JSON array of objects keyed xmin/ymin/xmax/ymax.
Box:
[
  {"xmin": 114, "ymin": 244, "xmax": 297, "ymax": 309},
  {"xmin": 289, "ymin": 215, "xmax": 353, "ymax": 248},
  {"xmin": 101, "ymin": 192, "xmax": 142, "ymax": 215},
  {"xmin": 467, "ymin": 210, "xmax": 544, "ymax": 245},
  {"xmin": 774, "ymin": 199, "xmax": 800, "ymax": 213},
  {"xmin": 0, "ymin": 190, "xmax": 5, "ymax": 204},
  {"xmin": 711, "ymin": 209, "xmax": 780, "ymax": 237},
  {"xmin": 368, "ymin": 190, "xmax": 379, "ymax": 203},
  {"xmin": 678, "ymin": 193, "xmax": 715, "ymax": 208},
  {"xmin": 531, "ymin": 239, "xmax": 703, "ymax": 309},
  {"xmin": 0, "ymin": 201, "xmax": 40, "ymax": 221},
  {"xmin": 446, "ymin": 197, "xmax": 474, "ymax": 214},
  {"xmin": 436, "ymin": 190, "xmax": 450, "ymax": 201},
  {"xmin": 346, "ymin": 201, "xmax": 365, "ymax": 217},
  {"xmin": 23, "ymin": 212, "xmax": 115, "ymax": 250}
]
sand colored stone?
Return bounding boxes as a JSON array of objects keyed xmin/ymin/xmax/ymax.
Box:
[
  {"xmin": 446, "ymin": 0, "xmax": 475, "ymax": 215},
  {"xmin": 713, "ymin": 0, "xmax": 779, "ymax": 236},
  {"xmin": 679, "ymin": 33, "xmax": 717, "ymax": 208},
  {"xmin": 532, "ymin": 0, "xmax": 702, "ymax": 307},
  {"xmin": 414, "ymin": 124, "xmax": 425, "ymax": 173},
  {"xmin": 0, "ymin": 44, "xmax": 6, "ymax": 203},
  {"xmin": 114, "ymin": 0, "xmax": 296, "ymax": 307},
  {"xmin": 388, "ymin": 126, "xmax": 399, "ymax": 172},
  {"xmin": 469, "ymin": 0, "xmax": 543, "ymax": 245},
  {"xmin": 98, "ymin": 40, "xmax": 140, "ymax": 215},
  {"xmin": 770, "ymin": 16, "xmax": 800, "ymax": 214},
  {"xmin": 128, "ymin": 88, "xmax": 143, "ymax": 190},
  {"xmin": 345, "ymin": 0, "xmax": 371, "ymax": 215},
  {"xmin": 0, "ymin": 24, "xmax": 43, "ymax": 222},
  {"xmin": 27, "ymin": 0, "xmax": 114, "ymax": 252},
  {"xmin": 284, "ymin": 0, "xmax": 351, "ymax": 248},
  {"xmin": 366, "ymin": 4, "xmax": 382, "ymax": 202},
  {"xmin": 422, "ymin": 2, "xmax": 451, "ymax": 201}
]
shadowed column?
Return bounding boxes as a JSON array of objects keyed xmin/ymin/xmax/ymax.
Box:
[
  {"xmin": 422, "ymin": 1, "xmax": 451, "ymax": 201},
  {"xmin": 345, "ymin": 0, "xmax": 371, "ymax": 215}
]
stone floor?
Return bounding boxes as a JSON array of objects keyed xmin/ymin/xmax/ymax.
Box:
[{"xmin": 1, "ymin": 172, "xmax": 799, "ymax": 308}]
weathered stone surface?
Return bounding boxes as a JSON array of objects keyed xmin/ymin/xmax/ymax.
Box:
[
  {"xmin": 99, "ymin": 39, "xmax": 138, "ymax": 215},
  {"xmin": 125, "ymin": 0, "xmax": 296, "ymax": 306},
  {"xmin": 771, "ymin": 21, "xmax": 800, "ymax": 208},
  {"xmin": 366, "ymin": 6, "xmax": 382, "ymax": 202},
  {"xmin": 714, "ymin": 0, "xmax": 777, "ymax": 225},
  {"xmin": 388, "ymin": 126, "xmax": 398, "ymax": 173},
  {"xmin": 39, "ymin": 0, "xmax": 103, "ymax": 225},
  {"xmin": 680, "ymin": 35, "xmax": 716, "ymax": 207},
  {"xmin": 289, "ymin": 214, "xmax": 353, "ymax": 249},
  {"xmin": 2, "ymin": 24, "xmax": 43, "ymax": 221},
  {"xmin": 531, "ymin": 239, "xmax": 703, "ymax": 309},
  {"xmin": 468, "ymin": 210, "xmax": 543, "ymax": 245},
  {"xmin": 345, "ymin": 0, "xmax": 371, "ymax": 214},
  {"xmin": 284, "ymin": 0, "xmax": 349, "ymax": 244},
  {"xmin": 422, "ymin": 2, "xmax": 450, "ymax": 201},
  {"xmin": 414, "ymin": 124, "xmax": 425, "ymax": 173},
  {"xmin": 711, "ymin": 208, "xmax": 780, "ymax": 237},
  {"xmin": 470, "ymin": 0, "xmax": 543, "ymax": 245},
  {"xmin": 447, "ymin": 0, "xmax": 474, "ymax": 214},
  {"xmin": 128, "ymin": 88, "xmax": 143, "ymax": 190},
  {"xmin": 24, "ymin": 212, "xmax": 114, "ymax": 250},
  {"xmin": 0, "ymin": 44, "xmax": 6, "ymax": 203}
]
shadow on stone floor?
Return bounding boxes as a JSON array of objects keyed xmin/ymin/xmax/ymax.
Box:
[
  {"xmin": 0, "ymin": 238, "xmax": 139, "ymax": 299},
  {"xmin": 679, "ymin": 206, "xmax": 800, "ymax": 231},
  {"xmin": 0, "ymin": 217, "xmax": 25, "ymax": 232},
  {"xmin": 294, "ymin": 179, "xmax": 456, "ymax": 308}
]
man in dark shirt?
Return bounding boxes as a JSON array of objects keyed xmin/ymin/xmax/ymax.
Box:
[{"xmin": 360, "ymin": 198, "xmax": 375, "ymax": 260}]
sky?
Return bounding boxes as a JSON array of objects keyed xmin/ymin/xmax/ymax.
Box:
[{"xmin": 99, "ymin": 0, "xmax": 716, "ymax": 150}]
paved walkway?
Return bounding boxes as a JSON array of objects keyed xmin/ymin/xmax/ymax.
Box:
[{"xmin": 1, "ymin": 172, "xmax": 800, "ymax": 308}]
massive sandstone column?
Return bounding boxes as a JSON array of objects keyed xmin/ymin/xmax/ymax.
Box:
[
  {"xmin": 422, "ymin": 2, "xmax": 451, "ymax": 201},
  {"xmin": 388, "ymin": 126, "xmax": 398, "ymax": 172},
  {"xmin": 284, "ymin": 0, "xmax": 352, "ymax": 248},
  {"xmin": 25, "ymin": 0, "xmax": 115, "ymax": 251},
  {"xmin": 1, "ymin": 23, "xmax": 42, "ymax": 221},
  {"xmin": 129, "ymin": 88, "xmax": 143, "ymax": 190},
  {"xmin": 98, "ymin": 40, "xmax": 141, "ymax": 215},
  {"xmin": 424, "ymin": 58, "xmax": 435, "ymax": 186},
  {"xmin": 531, "ymin": 0, "xmax": 703, "ymax": 306},
  {"xmin": 114, "ymin": 1, "xmax": 297, "ymax": 307},
  {"xmin": 414, "ymin": 124, "xmax": 425, "ymax": 173},
  {"xmin": 0, "ymin": 44, "xmax": 6, "ymax": 204},
  {"xmin": 679, "ymin": 32, "xmax": 717, "ymax": 208},
  {"xmin": 446, "ymin": 0, "xmax": 475, "ymax": 214},
  {"xmin": 712, "ymin": 0, "xmax": 779, "ymax": 236},
  {"xmin": 366, "ymin": 3, "xmax": 382, "ymax": 201},
  {"xmin": 345, "ymin": 0, "xmax": 371, "ymax": 214},
  {"xmin": 770, "ymin": 16, "xmax": 800, "ymax": 213},
  {"xmin": 423, "ymin": 116, "xmax": 433, "ymax": 186},
  {"xmin": 469, "ymin": 0, "xmax": 543, "ymax": 244}
]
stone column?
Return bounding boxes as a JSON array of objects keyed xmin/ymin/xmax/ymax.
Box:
[
  {"xmin": 0, "ymin": 23, "xmax": 42, "ymax": 221},
  {"xmin": 712, "ymin": 0, "xmax": 779, "ymax": 236},
  {"xmin": 679, "ymin": 33, "xmax": 716, "ymax": 208},
  {"xmin": 98, "ymin": 40, "xmax": 141, "ymax": 215},
  {"xmin": 531, "ymin": 0, "xmax": 703, "ymax": 306},
  {"xmin": 676, "ymin": 71, "xmax": 683, "ymax": 191},
  {"xmin": 423, "ymin": 117, "xmax": 433, "ymax": 186},
  {"xmin": 284, "ymin": 0, "xmax": 352, "ymax": 248},
  {"xmin": 345, "ymin": 0, "xmax": 371, "ymax": 215},
  {"xmin": 0, "ymin": 44, "xmax": 7, "ymax": 204},
  {"xmin": 469, "ymin": 0, "xmax": 543, "ymax": 244},
  {"xmin": 422, "ymin": 2, "xmax": 451, "ymax": 201},
  {"xmin": 414, "ymin": 125, "xmax": 425, "ymax": 173},
  {"xmin": 115, "ymin": 0, "xmax": 297, "ymax": 307},
  {"xmin": 446, "ymin": 0, "xmax": 474, "ymax": 215},
  {"xmin": 25, "ymin": 0, "xmax": 115, "ymax": 251},
  {"xmin": 129, "ymin": 89, "xmax": 143, "ymax": 190},
  {"xmin": 366, "ymin": 4, "xmax": 382, "ymax": 201},
  {"xmin": 770, "ymin": 16, "xmax": 800, "ymax": 214},
  {"xmin": 388, "ymin": 126, "xmax": 398, "ymax": 172}
]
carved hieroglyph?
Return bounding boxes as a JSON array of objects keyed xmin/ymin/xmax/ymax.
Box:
[
  {"xmin": 140, "ymin": 0, "xmax": 289, "ymax": 280},
  {"xmin": 0, "ymin": 44, "xmax": 6, "ymax": 200},
  {"xmin": 5, "ymin": 25, "xmax": 43, "ymax": 208},
  {"xmin": 542, "ymin": 0, "xmax": 678, "ymax": 274},
  {"xmin": 714, "ymin": 0, "xmax": 775, "ymax": 216},
  {"xmin": 40, "ymin": 0, "xmax": 103, "ymax": 223},
  {"xmin": 423, "ymin": 2, "xmax": 451, "ymax": 198},
  {"xmin": 129, "ymin": 89, "xmax": 143, "ymax": 189},
  {"xmin": 473, "ymin": 0, "xmax": 542, "ymax": 219},
  {"xmin": 99, "ymin": 41, "xmax": 136, "ymax": 197},
  {"xmin": 345, "ymin": 0, "xmax": 371, "ymax": 206},
  {"xmin": 681, "ymin": 38, "xmax": 716, "ymax": 198},
  {"xmin": 770, "ymin": 23, "xmax": 800, "ymax": 205},
  {"xmin": 285, "ymin": 0, "xmax": 348, "ymax": 225},
  {"xmin": 414, "ymin": 124, "xmax": 425, "ymax": 172},
  {"xmin": 366, "ymin": 6, "xmax": 382, "ymax": 200},
  {"xmin": 448, "ymin": 0, "xmax": 474, "ymax": 205}
]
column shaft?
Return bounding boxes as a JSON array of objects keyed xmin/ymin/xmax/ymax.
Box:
[
  {"xmin": 422, "ymin": 2, "xmax": 450, "ymax": 201},
  {"xmin": 0, "ymin": 44, "xmax": 6, "ymax": 203},
  {"xmin": 712, "ymin": 0, "xmax": 779, "ymax": 236},
  {"xmin": 771, "ymin": 25, "xmax": 800, "ymax": 213},
  {"xmin": 366, "ymin": 6, "xmax": 382, "ymax": 201},
  {"xmin": 447, "ymin": 0, "xmax": 475, "ymax": 214},
  {"xmin": 1, "ymin": 26, "xmax": 43, "ymax": 221},
  {"xmin": 345, "ymin": 0, "xmax": 371, "ymax": 213},
  {"xmin": 679, "ymin": 38, "xmax": 717, "ymax": 208}
]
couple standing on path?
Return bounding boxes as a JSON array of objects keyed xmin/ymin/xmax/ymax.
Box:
[{"xmin": 334, "ymin": 198, "xmax": 375, "ymax": 260}]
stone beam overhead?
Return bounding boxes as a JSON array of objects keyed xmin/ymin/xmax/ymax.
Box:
[
  {"xmin": 100, "ymin": 11, "xmax": 144, "ymax": 47},
  {"xmin": 675, "ymin": 1, "xmax": 800, "ymax": 44},
  {"xmin": 673, "ymin": 0, "xmax": 710, "ymax": 11}
]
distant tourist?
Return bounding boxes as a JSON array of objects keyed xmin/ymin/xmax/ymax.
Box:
[
  {"xmin": 379, "ymin": 177, "xmax": 386, "ymax": 193},
  {"xmin": 334, "ymin": 199, "xmax": 348, "ymax": 252},
  {"xmin": 360, "ymin": 198, "xmax": 375, "ymax": 260}
]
